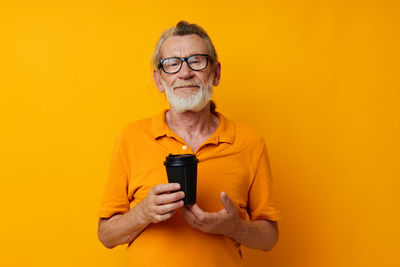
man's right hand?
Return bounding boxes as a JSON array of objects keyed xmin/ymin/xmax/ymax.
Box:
[
  {"xmin": 139, "ymin": 183, "xmax": 185, "ymax": 224},
  {"xmin": 98, "ymin": 183, "xmax": 184, "ymax": 249}
]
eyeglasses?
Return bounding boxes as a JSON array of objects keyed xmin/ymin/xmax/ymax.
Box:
[{"xmin": 160, "ymin": 54, "xmax": 209, "ymax": 74}]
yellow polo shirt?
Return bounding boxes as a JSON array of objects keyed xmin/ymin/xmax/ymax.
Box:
[{"xmin": 99, "ymin": 110, "xmax": 281, "ymax": 267}]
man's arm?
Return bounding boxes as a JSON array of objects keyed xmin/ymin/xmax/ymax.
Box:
[
  {"xmin": 98, "ymin": 183, "xmax": 185, "ymax": 249},
  {"xmin": 181, "ymin": 191, "xmax": 279, "ymax": 251},
  {"xmin": 229, "ymin": 219, "xmax": 278, "ymax": 251}
]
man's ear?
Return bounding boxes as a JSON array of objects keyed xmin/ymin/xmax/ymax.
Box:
[
  {"xmin": 153, "ymin": 69, "xmax": 165, "ymax": 92},
  {"xmin": 212, "ymin": 62, "xmax": 221, "ymax": 86}
]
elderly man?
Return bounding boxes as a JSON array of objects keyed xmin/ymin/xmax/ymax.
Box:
[{"xmin": 98, "ymin": 21, "xmax": 281, "ymax": 267}]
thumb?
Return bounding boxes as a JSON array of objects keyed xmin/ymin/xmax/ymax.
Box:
[{"xmin": 220, "ymin": 191, "xmax": 235, "ymax": 212}]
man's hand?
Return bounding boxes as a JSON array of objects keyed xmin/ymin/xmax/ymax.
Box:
[
  {"xmin": 139, "ymin": 183, "xmax": 185, "ymax": 225},
  {"xmin": 181, "ymin": 191, "xmax": 241, "ymax": 237},
  {"xmin": 98, "ymin": 183, "xmax": 184, "ymax": 249},
  {"xmin": 181, "ymin": 191, "xmax": 279, "ymax": 251}
]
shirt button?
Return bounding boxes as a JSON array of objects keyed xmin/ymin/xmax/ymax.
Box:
[{"xmin": 182, "ymin": 145, "xmax": 187, "ymax": 150}]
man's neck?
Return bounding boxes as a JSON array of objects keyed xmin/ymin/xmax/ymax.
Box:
[{"xmin": 165, "ymin": 103, "xmax": 219, "ymax": 137}]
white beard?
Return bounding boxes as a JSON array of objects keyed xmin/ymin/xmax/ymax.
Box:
[{"xmin": 161, "ymin": 74, "xmax": 214, "ymax": 113}]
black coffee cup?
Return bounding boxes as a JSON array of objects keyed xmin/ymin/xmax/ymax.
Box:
[{"xmin": 164, "ymin": 154, "xmax": 199, "ymax": 205}]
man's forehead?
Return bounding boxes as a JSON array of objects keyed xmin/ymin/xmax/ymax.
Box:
[{"xmin": 161, "ymin": 34, "xmax": 208, "ymax": 58}]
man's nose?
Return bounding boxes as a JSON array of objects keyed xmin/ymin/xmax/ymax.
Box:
[{"xmin": 178, "ymin": 61, "xmax": 194, "ymax": 79}]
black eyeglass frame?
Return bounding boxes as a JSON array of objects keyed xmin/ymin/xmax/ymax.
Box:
[{"xmin": 159, "ymin": 54, "xmax": 210, "ymax": 74}]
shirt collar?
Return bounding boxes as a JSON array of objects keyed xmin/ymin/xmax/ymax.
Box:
[{"xmin": 150, "ymin": 109, "xmax": 235, "ymax": 145}]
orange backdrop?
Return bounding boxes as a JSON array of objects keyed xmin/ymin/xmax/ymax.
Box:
[{"xmin": 0, "ymin": 1, "xmax": 399, "ymax": 266}]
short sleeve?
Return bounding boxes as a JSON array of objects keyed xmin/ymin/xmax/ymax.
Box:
[
  {"xmin": 98, "ymin": 131, "xmax": 131, "ymax": 218},
  {"xmin": 248, "ymin": 142, "xmax": 281, "ymax": 221}
]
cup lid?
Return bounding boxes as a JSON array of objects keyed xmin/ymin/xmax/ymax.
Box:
[{"xmin": 164, "ymin": 154, "xmax": 199, "ymax": 166}]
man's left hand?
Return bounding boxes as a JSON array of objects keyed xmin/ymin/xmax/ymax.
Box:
[{"xmin": 181, "ymin": 191, "xmax": 242, "ymax": 237}]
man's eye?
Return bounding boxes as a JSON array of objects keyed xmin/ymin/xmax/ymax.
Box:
[{"xmin": 165, "ymin": 61, "xmax": 179, "ymax": 67}]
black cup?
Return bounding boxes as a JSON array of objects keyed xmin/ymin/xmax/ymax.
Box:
[{"xmin": 164, "ymin": 154, "xmax": 199, "ymax": 205}]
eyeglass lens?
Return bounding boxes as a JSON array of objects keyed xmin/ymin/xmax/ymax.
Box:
[{"xmin": 162, "ymin": 55, "xmax": 208, "ymax": 73}]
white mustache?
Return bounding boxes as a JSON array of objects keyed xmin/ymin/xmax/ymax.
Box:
[{"xmin": 173, "ymin": 81, "xmax": 201, "ymax": 89}]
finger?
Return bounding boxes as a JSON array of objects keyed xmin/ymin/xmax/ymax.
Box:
[
  {"xmin": 189, "ymin": 204, "xmax": 208, "ymax": 222},
  {"xmin": 153, "ymin": 212, "xmax": 175, "ymax": 223},
  {"xmin": 181, "ymin": 207, "xmax": 203, "ymax": 228},
  {"xmin": 181, "ymin": 206, "xmax": 199, "ymax": 221},
  {"xmin": 220, "ymin": 191, "xmax": 236, "ymax": 212},
  {"xmin": 152, "ymin": 183, "xmax": 181, "ymax": 195},
  {"xmin": 155, "ymin": 200, "xmax": 184, "ymax": 215},
  {"xmin": 154, "ymin": 191, "xmax": 185, "ymax": 205}
]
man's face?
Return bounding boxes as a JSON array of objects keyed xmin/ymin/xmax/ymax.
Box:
[{"xmin": 154, "ymin": 34, "xmax": 220, "ymax": 113}]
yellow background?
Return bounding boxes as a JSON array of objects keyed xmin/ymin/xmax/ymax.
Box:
[{"xmin": 1, "ymin": 0, "xmax": 399, "ymax": 266}]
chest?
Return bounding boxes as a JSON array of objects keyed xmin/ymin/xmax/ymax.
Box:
[
  {"xmin": 177, "ymin": 132, "xmax": 211, "ymax": 153},
  {"xmin": 183, "ymin": 138, "xmax": 204, "ymax": 152},
  {"xmin": 128, "ymin": 146, "xmax": 252, "ymax": 217}
]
